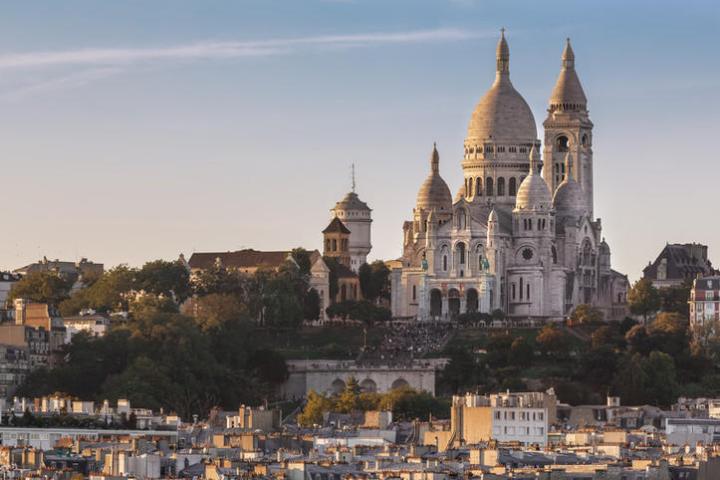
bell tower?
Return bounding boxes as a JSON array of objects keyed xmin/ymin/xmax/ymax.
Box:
[{"xmin": 542, "ymin": 39, "xmax": 594, "ymax": 218}]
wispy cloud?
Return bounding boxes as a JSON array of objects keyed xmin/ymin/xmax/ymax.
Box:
[
  {"xmin": 0, "ymin": 67, "xmax": 123, "ymax": 102},
  {"xmin": 0, "ymin": 28, "xmax": 486, "ymax": 70}
]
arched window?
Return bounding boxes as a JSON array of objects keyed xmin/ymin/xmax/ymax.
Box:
[
  {"xmin": 526, "ymin": 283, "xmax": 530, "ymax": 300},
  {"xmin": 456, "ymin": 243, "xmax": 466, "ymax": 265},
  {"xmin": 582, "ymin": 134, "xmax": 589, "ymax": 147},
  {"xmin": 332, "ymin": 239, "xmax": 337, "ymax": 251},
  {"xmin": 519, "ymin": 277, "xmax": 524, "ymax": 300},
  {"xmin": 443, "ymin": 255, "xmax": 448, "ymax": 271},
  {"xmin": 556, "ymin": 136, "xmax": 569, "ymax": 152},
  {"xmin": 476, "ymin": 177, "xmax": 482, "ymax": 196},
  {"xmin": 509, "ymin": 177, "xmax": 517, "ymax": 196},
  {"xmin": 412, "ymin": 285, "xmax": 417, "ymax": 301},
  {"xmin": 486, "ymin": 177, "xmax": 494, "ymax": 196},
  {"xmin": 467, "ymin": 179, "xmax": 473, "ymax": 197},
  {"xmin": 512, "ymin": 283, "xmax": 516, "ymax": 300},
  {"xmin": 497, "ymin": 177, "xmax": 505, "ymax": 196},
  {"xmin": 552, "ymin": 245, "xmax": 558, "ymax": 264}
]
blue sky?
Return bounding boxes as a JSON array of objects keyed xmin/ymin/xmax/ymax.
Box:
[{"xmin": 0, "ymin": 0, "xmax": 717, "ymax": 280}]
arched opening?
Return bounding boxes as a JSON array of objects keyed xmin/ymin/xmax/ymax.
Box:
[
  {"xmin": 467, "ymin": 179, "xmax": 473, "ymax": 197},
  {"xmin": 497, "ymin": 177, "xmax": 505, "ymax": 196},
  {"xmin": 485, "ymin": 177, "xmax": 494, "ymax": 196},
  {"xmin": 581, "ymin": 134, "xmax": 589, "ymax": 147},
  {"xmin": 448, "ymin": 288, "xmax": 461, "ymax": 318},
  {"xmin": 430, "ymin": 289, "xmax": 442, "ymax": 317},
  {"xmin": 556, "ymin": 136, "xmax": 569, "ymax": 152},
  {"xmin": 340, "ymin": 284, "xmax": 347, "ymax": 301},
  {"xmin": 391, "ymin": 378, "xmax": 410, "ymax": 390},
  {"xmin": 552, "ymin": 245, "xmax": 558, "ymax": 264},
  {"xmin": 331, "ymin": 379, "xmax": 346, "ymax": 395},
  {"xmin": 509, "ymin": 177, "xmax": 517, "ymax": 196},
  {"xmin": 360, "ymin": 378, "xmax": 377, "ymax": 393},
  {"xmin": 456, "ymin": 243, "xmax": 466, "ymax": 265},
  {"xmin": 466, "ymin": 288, "xmax": 479, "ymax": 313},
  {"xmin": 476, "ymin": 177, "xmax": 482, "ymax": 196}
]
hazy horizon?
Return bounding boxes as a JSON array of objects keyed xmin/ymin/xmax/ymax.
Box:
[{"xmin": 0, "ymin": 0, "xmax": 718, "ymax": 282}]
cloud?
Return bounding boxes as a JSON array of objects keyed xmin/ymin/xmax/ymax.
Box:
[
  {"xmin": 0, "ymin": 67, "xmax": 123, "ymax": 102},
  {"xmin": 0, "ymin": 28, "xmax": 487, "ymax": 70}
]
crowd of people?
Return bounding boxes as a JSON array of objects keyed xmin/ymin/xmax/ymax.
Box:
[{"xmin": 358, "ymin": 321, "xmax": 454, "ymax": 365}]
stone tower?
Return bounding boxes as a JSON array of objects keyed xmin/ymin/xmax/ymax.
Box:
[
  {"xmin": 322, "ymin": 217, "xmax": 352, "ymax": 268},
  {"xmin": 542, "ymin": 39, "xmax": 594, "ymax": 218},
  {"xmin": 331, "ymin": 171, "xmax": 372, "ymax": 272}
]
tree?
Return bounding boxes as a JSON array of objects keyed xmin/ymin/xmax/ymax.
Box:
[
  {"xmin": 192, "ymin": 264, "xmax": 244, "ymax": 297},
  {"xmin": 60, "ymin": 265, "xmax": 137, "ymax": 315},
  {"xmin": 298, "ymin": 390, "xmax": 332, "ymax": 427},
  {"xmin": 135, "ymin": 260, "xmax": 191, "ymax": 303},
  {"xmin": 304, "ymin": 288, "xmax": 321, "ymax": 321},
  {"xmin": 359, "ymin": 261, "xmax": 391, "ymax": 302},
  {"xmin": 643, "ymin": 351, "xmax": 679, "ymax": 407},
  {"xmin": 9, "ymin": 271, "xmax": 72, "ymax": 306},
  {"xmin": 510, "ymin": 337, "xmax": 533, "ymax": 366},
  {"xmin": 290, "ymin": 248, "xmax": 313, "ymax": 276},
  {"xmin": 336, "ymin": 377, "xmax": 361, "ymax": 413},
  {"xmin": 647, "ymin": 312, "xmax": 689, "ymax": 357},
  {"xmin": 191, "ymin": 293, "xmax": 248, "ymax": 331},
  {"xmin": 591, "ymin": 325, "xmax": 623, "ymax": 351},
  {"xmin": 658, "ymin": 279, "xmax": 692, "ymax": 317},
  {"xmin": 625, "ymin": 325, "xmax": 651, "ymax": 355},
  {"xmin": 569, "ymin": 304, "xmax": 604, "ymax": 326},
  {"xmin": 628, "ymin": 278, "xmax": 661, "ymax": 324},
  {"xmin": 536, "ymin": 325, "xmax": 569, "ymax": 356}
]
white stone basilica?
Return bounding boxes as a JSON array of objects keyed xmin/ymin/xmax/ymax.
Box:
[{"xmin": 390, "ymin": 32, "xmax": 629, "ymax": 321}]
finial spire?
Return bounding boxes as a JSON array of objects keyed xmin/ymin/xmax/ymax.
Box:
[
  {"xmin": 351, "ymin": 163, "xmax": 356, "ymax": 193},
  {"xmin": 496, "ymin": 28, "xmax": 509, "ymax": 74},
  {"xmin": 562, "ymin": 38, "xmax": 575, "ymax": 69},
  {"xmin": 431, "ymin": 142, "xmax": 440, "ymax": 174},
  {"xmin": 529, "ymin": 144, "xmax": 540, "ymax": 175}
]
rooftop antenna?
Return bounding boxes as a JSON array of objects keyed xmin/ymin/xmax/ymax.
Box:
[{"xmin": 351, "ymin": 163, "xmax": 356, "ymax": 193}]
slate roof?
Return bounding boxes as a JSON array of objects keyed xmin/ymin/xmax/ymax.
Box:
[
  {"xmin": 322, "ymin": 217, "xmax": 351, "ymax": 235},
  {"xmin": 188, "ymin": 249, "xmax": 290, "ymax": 271}
]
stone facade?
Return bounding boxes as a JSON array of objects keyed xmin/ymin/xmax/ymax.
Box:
[
  {"xmin": 279, "ymin": 359, "xmax": 446, "ymax": 399},
  {"xmin": 391, "ymin": 33, "xmax": 628, "ymax": 322}
]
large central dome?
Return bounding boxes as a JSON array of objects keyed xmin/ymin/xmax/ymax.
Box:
[{"xmin": 466, "ymin": 31, "xmax": 537, "ymax": 145}]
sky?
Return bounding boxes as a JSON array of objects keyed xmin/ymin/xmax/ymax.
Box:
[{"xmin": 0, "ymin": 0, "xmax": 718, "ymax": 281}]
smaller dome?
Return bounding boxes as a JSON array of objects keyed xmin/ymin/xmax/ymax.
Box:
[
  {"xmin": 549, "ymin": 39, "xmax": 587, "ymax": 109},
  {"xmin": 335, "ymin": 191, "xmax": 371, "ymax": 212},
  {"xmin": 515, "ymin": 145, "xmax": 552, "ymax": 211},
  {"xmin": 553, "ymin": 153, "xmax": 584, "ymax": 215},
  {"xmin": 416, "ymin": 143, "xmax": 452, "ymax": 212}
]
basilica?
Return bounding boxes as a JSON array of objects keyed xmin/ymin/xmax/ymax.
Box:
[{"xmin": 390, "ymin": 32, "xmax": 629, "ymax": 321}]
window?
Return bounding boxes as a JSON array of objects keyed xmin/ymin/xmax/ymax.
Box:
[
  {"xmin": 497, "ymin": 177, "xmax": 505, "ymax": 196},
  {"xmin": 512, "ymin": 283, "xmax": 516, "ymax": 300},
  {"xmin": 457, "ymin": 243, "xmax": 466, "ymax": 264},
  {"xmin": 412, "ymin": 285, "xmax": 416, "ymax": 301},
  {"xmin": 443, "ymin": 255, "xmax": 448, "ymax": 271},
  {"xmin": 476, "ymin": 177, "xmax": 482, "ymax": 196},
  {"xmin": 486, "ymin": 177, "xmax": 494, "ymax": 196},
  {"xmin": 509, "ymin": 177, "xmax": 517, "ymax": 196},
  {"xmin": 556, "ymin": 135, "xmax": 569, "ymax": 152},
  {"xmin": 519, "ymin": 278, "xmax": 524, "ymax": 300},
  {"xmin": 526, "ymin": 283, "xmax": 530, "ymax": 299}
]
